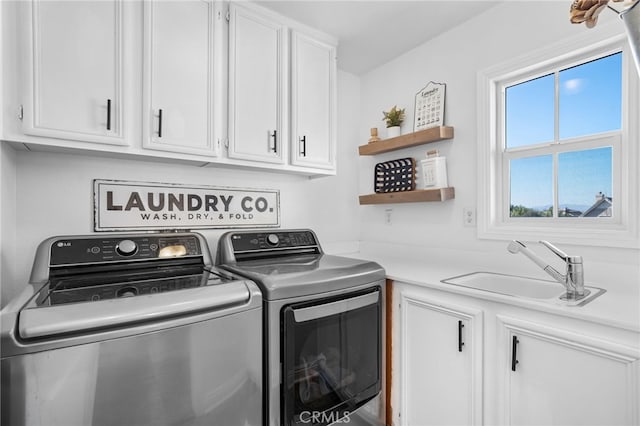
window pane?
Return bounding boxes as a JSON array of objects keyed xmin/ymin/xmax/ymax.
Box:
[
  {"xmin": 505, "ymin": 74, "xmax": 554, "ymax": 149},
  {"xmin": 558, "ymin": 147, "xmax": 612, "ymax": 217},
  {"xmin": 559, "ymin": 53, "xmax": 621, "ymax": 139},
  {"xmin": 510, "ymin": 155, "xmax": 553, "ymax": 217}
]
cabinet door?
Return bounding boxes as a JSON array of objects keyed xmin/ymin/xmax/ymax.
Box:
[
  {"xmin": 399, "ymin": 291, "xmax": 483, "ymax": 425},
  {"xmin": 499, "ymin": 316, "xmax": 640, "ymax": 425},
  {"xmin": 290, "ymin": 31, "xmax": 336, "ymax": 170},
  {"xmin": 22, "ymin": 0, "xmax": 126, "ymax": 145},
  {"xmin": 143, "ymin": 1, "xmax": 217, "ymax": 156},
  {"xmin": 228, "ymin": 4, "xmax": 284, "ymax": 164}
]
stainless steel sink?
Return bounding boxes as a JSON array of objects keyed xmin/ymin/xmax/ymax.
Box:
[{"xmin": 441, "ymin": 272, "xmax": 605, "ymax": 306}]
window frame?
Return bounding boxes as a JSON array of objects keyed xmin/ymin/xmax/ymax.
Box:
[{"xmin": 477, "ymin": 33, "xmax": 639, "ymax": 248}]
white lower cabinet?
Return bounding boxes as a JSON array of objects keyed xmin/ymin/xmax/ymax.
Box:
[
  {"xmin": 498, "ymin": 316, "xmax": 639, "ymax": 426},
  {"xmin": 394, "ymin": 282, "xmax": 640, "ymax": 426},
  {"xmin": 398, "ymin": 289, "xmax": 483, "ymax": 426}
]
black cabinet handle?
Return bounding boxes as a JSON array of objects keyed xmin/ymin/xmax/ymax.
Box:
[
  {"xmin": 300, "ymin": 135, "xmax": 306, "ymax": 157},
  {"xmin": 106, "ymin": 99, "xmax": 112, "ymax": 131},
  {"xmin": 511, "ymin": 336, "xmax": 520, "ymax": 371},
  {"xmin": 270, "ymin": 130, "xmax": 277, "ymax": 153},
  {"xmin": 158, "ymin": 109, "xmax": 163, "ymax": 138},
  {"xmin": 458, "ymin": 320, "xmax": 465, "ymax": 352}
]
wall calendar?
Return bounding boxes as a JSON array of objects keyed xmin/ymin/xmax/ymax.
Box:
[{"xmin": 414, "ymin": 81, "xmax": 446, "ymax": 132}]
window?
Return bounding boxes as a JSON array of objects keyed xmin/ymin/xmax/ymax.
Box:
[
  {"xmin": 506, "ymin": 53, "xmax": 620, "ymax": 219},
  {"xmin": 478, "ymin": 34, "xmax": 639, "ymax": 247}
]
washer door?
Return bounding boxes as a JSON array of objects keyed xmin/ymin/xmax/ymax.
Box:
[
  {"xmin": 281, "ymin": 287, "xmax": 382, "ymax": 426},
  {"xmin": 2, "ymin": 306, "xmax": 262, "ymax": 426}
]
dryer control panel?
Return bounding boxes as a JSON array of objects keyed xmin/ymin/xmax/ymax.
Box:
[
  {"xmin": 219, "ymin": 229, "xmax": 322, "ymax": 262},
  {"xmin": 230, "ymin": 230, "xmax": 317, "ymax": 252}
]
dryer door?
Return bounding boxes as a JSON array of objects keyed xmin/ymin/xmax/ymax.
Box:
[{"xmin": 281, "ymin": 287, "xmax": 382, "ymax": 426}]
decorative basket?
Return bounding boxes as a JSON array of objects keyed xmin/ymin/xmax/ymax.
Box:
[{"xmin": 374, "ymin": 158, "xmax": 416, "ymax": 193}]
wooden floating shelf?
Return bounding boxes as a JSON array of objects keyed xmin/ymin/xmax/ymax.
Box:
[
  {"xmin": 359, "ymin": 126, "xmax": 454, "ymax": 156},
  {"xmin": 359, "ymin": 187, "xmax": 455, "ymax": 205}
]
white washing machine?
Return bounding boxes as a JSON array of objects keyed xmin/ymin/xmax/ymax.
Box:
[{"xmin": 1, "ymin": 232, "xmax": 262, "ymax": 426}]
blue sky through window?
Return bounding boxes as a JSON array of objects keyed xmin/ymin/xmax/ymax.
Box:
[
  {"xmin": 506, "ymin": 74, "xmax": 554, "ymax": 148},
  {"xmin": 506, "ymin": 53, "xmax": 621, "ymax": 217},
  {"xmin": 559, "ymin": 54, "xmax": 622, "ymax": 139}
]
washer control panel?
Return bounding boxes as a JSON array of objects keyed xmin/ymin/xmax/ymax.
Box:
[
  {"xmin": 50, "ymin": 235, "xmax": 201, "ymax": 266},
  {"xmin": 230, "ymin": 230, "xmax": 318, "ymax": 252}
]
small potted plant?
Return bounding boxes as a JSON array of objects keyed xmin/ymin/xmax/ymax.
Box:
[{"xmin": 382, "ymin": 105, "xmax": 405, "ymax": 138}]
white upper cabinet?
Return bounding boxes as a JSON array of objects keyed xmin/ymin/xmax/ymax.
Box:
[
  {"xmin": 21, "ymin": 0, "xmax": 127, "ymax": 145},
  {"xmin": 290, "ymin": 31, "xmax": 336, "ymax": 170},
  {"xmin": 11, "ymin": 0, "xmax": 337, "ymax": 175},
  {"xmin": 228, "ymin": 3, "xmax": 285, "ymax": 164},
  {"xmin": 227, "ymin": 2, "xmax": 337, "ymax": 173},
  {"xmin": 143, "ymin": 0, "xmax": 218, "ymax": 156}
]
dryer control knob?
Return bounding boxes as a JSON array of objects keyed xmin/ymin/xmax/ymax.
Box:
[
  {"xmin": 266, "ymin": 234, "xmax": 279, "ymax": 246},
  {"xmin": 116, "ymin": 239, "xmax": 138, "ymax": 256}
]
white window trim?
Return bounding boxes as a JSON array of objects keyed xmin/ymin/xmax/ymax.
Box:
[{"xmin": 477, "ymin": 30, "xmax": 639, "ymax": 248}]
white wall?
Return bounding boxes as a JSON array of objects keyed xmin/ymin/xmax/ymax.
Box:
[
  {"xmin": 357, "ymin": 1, "xmax": 640, "ymax": 266},
  {"xmin": 0, "ymin": 144, "xmax": 17, "ymax": 308},
  {"xmin": 0, "ymin": 70, "xmax": 361, "ymax": 307}
]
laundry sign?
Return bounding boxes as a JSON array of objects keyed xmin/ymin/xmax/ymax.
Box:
[{"xmin": 94, "ymin": 179, "xmax": 280, "ymax": 231}]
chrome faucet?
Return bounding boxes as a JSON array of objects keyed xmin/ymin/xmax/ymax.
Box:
[{"xmin": 507, "ymin": 240, "xmax": 585, "ymax": 299}]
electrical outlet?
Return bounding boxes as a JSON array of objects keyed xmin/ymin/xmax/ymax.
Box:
[
  {"xmin": 385, "ymin": 208, "xmax": 393, "ymax": 225},
  {"xmin": 463, "ymin": 207, "xmax": 476, "ymax": 227}
]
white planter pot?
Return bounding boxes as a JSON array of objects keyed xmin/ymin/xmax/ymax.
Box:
[{"xmin": 387, "ymin": 126, "xmax": 401, "ymax": 138}]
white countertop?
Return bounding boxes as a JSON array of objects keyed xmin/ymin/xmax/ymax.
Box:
[{"xmin": 336, "ymin": 242, "xmax": 640, "ymax": 333}]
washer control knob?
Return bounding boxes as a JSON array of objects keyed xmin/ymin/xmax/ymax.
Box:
[
  {"xmin": 266, "ymin": 234, "xmax": 279, "ymax": 246},
  {"xmin": 116, "ymin": 239, "xmax": 138, "ymax": 256}
]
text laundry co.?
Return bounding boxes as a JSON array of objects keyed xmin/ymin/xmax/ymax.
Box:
[{"xmin": 106, "ymin": 191, "xmax": 273, "ymax": 213}]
